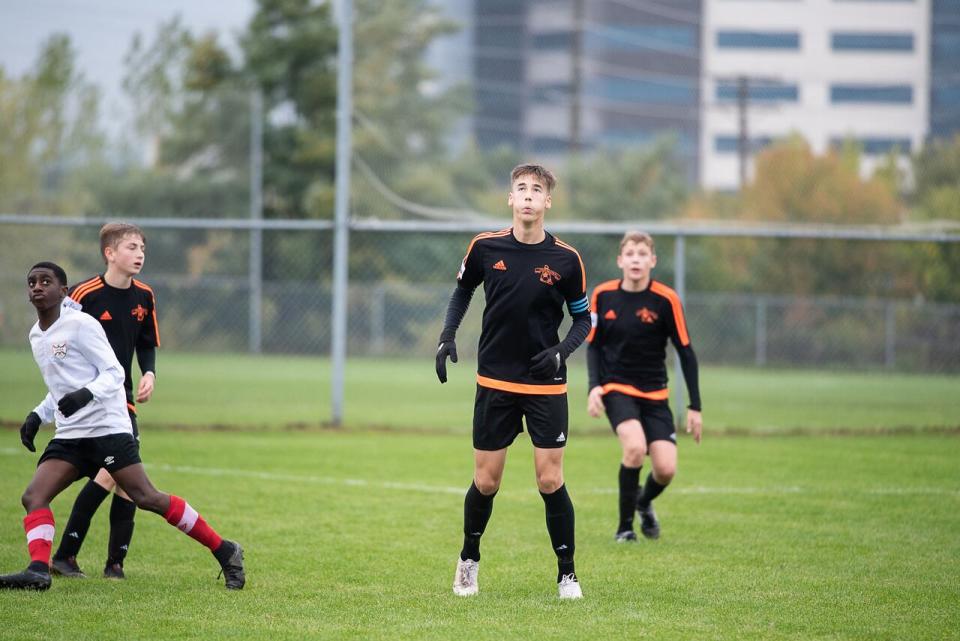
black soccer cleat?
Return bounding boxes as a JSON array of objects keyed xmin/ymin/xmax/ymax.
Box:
[
  {"xmin": 637, "ymin": 502, "xmax": 661, "ymax": 540},
  {"xmin": 215, "ymin": 540, "xmax": 245, "ymax": 590},
  {"xmin": 0, "ymin": 567, "xmax": 52, "ymax": 591},
  {"xmin": 615, "ymin": 529, "xmax": 638, "ymax": 543},
  {"xmin": 50, "ymin": 556, "xmax": 86, "ymax": 578},
  {"xmin": 103, "ymin": 562, "xmax": 125, "ymax": 580}
]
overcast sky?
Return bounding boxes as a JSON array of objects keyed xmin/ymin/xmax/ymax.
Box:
[{"xmin": 0, "ymin": 0, "xmax": 255, "ymax": 122}]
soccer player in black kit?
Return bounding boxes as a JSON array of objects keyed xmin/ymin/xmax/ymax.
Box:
[
  {"xmin": 48, "ymin": 223, "xmax": 159, "ymax": 580},
  {"xmin": 586, "ymin": 232, "xmax": 702, "ymax": 542},
  {"xmin": 436, "ymin": 164, "xmax": 591, "ymax": 599}
]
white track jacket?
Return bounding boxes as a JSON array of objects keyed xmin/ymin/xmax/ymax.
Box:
[{"xmin": 29, "ymin": 305, "xmax": 133, "ymax": 438}]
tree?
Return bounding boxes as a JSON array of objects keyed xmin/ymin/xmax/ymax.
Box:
[
  {"xmin": 685, "ymin": 138, "xmax": 910, "ymax": 297},
  {"xmin": 909, "ymin": 135, "xmax": 960, "ymax": 301}
]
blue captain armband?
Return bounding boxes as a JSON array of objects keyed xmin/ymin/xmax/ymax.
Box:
[{"xmin": 567, "ymin": 295, "xmax": 590, "ymax": 315}]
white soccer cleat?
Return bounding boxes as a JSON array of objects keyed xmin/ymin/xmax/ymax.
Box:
[
  {"xmin": 558, "ymin": 573, "xmax": 583, "ymax": 599},
  {"xmin": 453, "ymin": 558, "xmax": 479, "ymax": 596}
]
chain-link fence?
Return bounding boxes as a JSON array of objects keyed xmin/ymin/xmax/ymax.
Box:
[{"xmin": 2, "ymin": 218, "xmax": 958, "ymax": 374}]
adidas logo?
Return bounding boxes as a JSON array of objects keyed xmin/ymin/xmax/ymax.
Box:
[
  {"xmin": 68, "ymin": 532, "xmax": 79, "ymax": 539},
  {"xmin": 492, "ymin": 260, "xmax": 507, "ymax": 271},
  {"xmin": 555, "ymin": 544, "xmax": 568, "ymax": 551},
  {"xmin": 556, "ymin": 433, "xmax": 566, "ymax": 443},
  {"xmin": 604, "ymin": 309, "xmax": 617, "ymax": 320},
  {"xmin": 99, "ymin": 310, "xmax": 113, "ymax": 321}
]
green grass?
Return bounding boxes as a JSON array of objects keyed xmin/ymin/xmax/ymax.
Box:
[
  {"xmin": 1, "ymin": 349, "xmax": 958, "ymax": 432},
  {"xmin": 0, "ymin": 430, "xmax": 957, "ymax": 640}
]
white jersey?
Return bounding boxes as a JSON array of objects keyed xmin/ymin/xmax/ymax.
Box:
[{"xmin": 29, "ymin": 305, "xmax": 133, "ymax": 439}]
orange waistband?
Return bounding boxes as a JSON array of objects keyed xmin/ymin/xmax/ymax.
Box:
[
  {"xmin": 477, "ymin": 375, "xmax": 567, "ymax": 395},
  {"xmin": 601, "ymin": 383, "xmax": 669, "ymax": 401}
]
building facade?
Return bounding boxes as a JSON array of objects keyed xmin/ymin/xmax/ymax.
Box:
[{"xmin": 701, "ymin": 0, "xmax": 930, "ymax": 190}]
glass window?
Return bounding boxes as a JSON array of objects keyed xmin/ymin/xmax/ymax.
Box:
[
  {"xmin": 715, "ymin": 136, "xmax": 774, "ymax": 153},
  {"xmin": 831, "ymin": 84, "xmax": 913, "ymax": 104},
  {"xmin": 830, "ymin": 138, "xmax": 912, "ymax": 154},
  {"xmin": 586, "ymin": 25, "xmax": 697, "ymax": 54},
  {"xmin": 717, "ymin": 31, "xmax": 800, "ymax": 49},
  {"xmin": 533, "ymin": 32, "xmax": 572, "ymax": 50},
  {"xmin": 588, "ymin": 78, "xmax": 696, "ymax": 105},
  {"xmin": 832, "ymin": 32, "xmax": 914, "ymax": 51},
  {"xmin": 716, "ymin": 82, "xmax": 799, "ymax": 102}
]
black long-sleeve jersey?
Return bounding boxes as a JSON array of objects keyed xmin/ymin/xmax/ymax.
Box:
[
  {"xmin": 587, "ymin": 278, "xmax": 701, "ymax": 410},
  {"xmin": 69, "ymin": 275, "xmax": 160, "ymax": 412},
  {"xmin": 452, "ymin": 228, "xmax": 591, "ymax": 394}
]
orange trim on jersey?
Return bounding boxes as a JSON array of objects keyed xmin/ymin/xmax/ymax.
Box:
[
  {"xmin": 462, "ymin": 228, "xmax": 512, "ymax": 264},
  {"xmin": 650, "ymin": 281, "xmax": 690, "ymax": 346},
  {"xmin": 132, "ymin": 279, "xmax": 155, "ymax": 294},
  {"xmin": 132, "ymin": 279, "xmax": 160, "ymax": 346},
  {"xmin": 127, "ymin": 402, "xmax": 137, "ymax": 415},
  {"xmin": 554, "ymin": 238, "xmax": 587, "ymax": 293},
  {"xmin": 477, "ymin": 375, "xmax": 567, "ymax": 395},
  {"xmin": 71, "ymin": 278, "xmax": 103, "ymax": 302},
  {"xmin": 601, "ymin": 383, "xmax": 670, "ymax": 400},
  {"xmin": 586, "ymin": 279, "xmax": 621, "ymax": 343}
]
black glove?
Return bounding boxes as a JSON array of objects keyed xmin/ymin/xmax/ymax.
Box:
[
  {"xmin": 529, "ymin": 346, "xmax": 563, "ymax": 379},
  {"xmin": 57, "ymin": 388, "xmax": 94, "ymax": 417},
  {"xmin": 436, "ymin": 339, "xmax": 458, "ymax": 384},
  {"xmin": 20, "ymin": 412, "xmax": 41, "ymax": 452}
]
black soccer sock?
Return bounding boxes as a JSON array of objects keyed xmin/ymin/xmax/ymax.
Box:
[
  {"xmin": 637, "ymin": 473, "xmax": 668, "ymax": 509},
  {"xmin": 54, "ymin": 480, "xmax": 110, "ymax": 560},
  {"xmin": 540, "ymin": 484, "xmax": 576, "ymax": 581},
  {"xmin": 618, "ymin": 465, "xmax": 641, "ymax": 531},
  {"xmin": 106, "ymin": 494, "xmax": 137, "ymax": 566},
  {"xmin": 460, "ymin": 481, "xmax": 497, "ymax": 562}
]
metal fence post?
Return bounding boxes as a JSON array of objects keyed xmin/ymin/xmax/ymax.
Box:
[
  {"xmin": 885, "ymin": 301, "xmax": 896, "ymax": 369},
  {"xmin": 673, "ymin": 234, "xmax": 686, "ymax": 428},
  {"xmin": 756, "ymin": 297, "xmax": 767, "ymax": 366},
  {"xmin": 330, "ymin": 0, "xmax": 354, "ymax": 426},
  {"xmin": 249, "ymin": 89, "xmax": 263, "ymax": 354},
  {"xmin": 371, "ymin": 283, "xmax": 386, "ymax": 355}
]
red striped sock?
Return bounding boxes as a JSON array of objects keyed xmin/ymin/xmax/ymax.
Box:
[
  {"xmin": 24, "ymin": 508, "xmax": 55, "ymax": 565},
  {"xmin": 164, "ymin": 495, "xmax": 223, "ymax": 551}
]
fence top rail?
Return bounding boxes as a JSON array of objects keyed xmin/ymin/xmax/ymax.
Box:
[{"xmin": 2, "ymin": 213, "xmax": 959, "ymax": 242}]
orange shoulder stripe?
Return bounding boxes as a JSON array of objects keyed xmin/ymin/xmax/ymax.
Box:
[
  {"xmin": 71, "ymin": 278, "xmax": 104, "ymax": 302},
  {"xmin": 650, "ymin": 281, "xmax": 690, "ymax": 346},
  {"xmin": 462, "ymin": 227, "xmax": 511, "ymax": 263},
  {"xmin": 586, "ymin": 279, "xmax": 621, "ymax": 343},
  {"xmin": 132, "ymin": 279, "xmax": 155, "ymax": 295},
  {"xmin": 554, "ymin": 238, "xmax": 586, "ymax": 293}
]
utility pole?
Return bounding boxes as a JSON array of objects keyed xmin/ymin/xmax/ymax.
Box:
[
  {"xmin": 737, "ymin": 74, "xmax": 749, "ymax": 190},
  {"xmin": 331, "ymin": 0, "xmax": 354, "ymax": 426},
  {"xmin": 569, "ymin": 0, "xmax": 584, "ymax": 153}
]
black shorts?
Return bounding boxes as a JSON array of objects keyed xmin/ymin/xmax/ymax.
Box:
[
  {"xmin": 129, "ymin": 410, "xmax": 139, "ymax": 440},
  {"xmin": 38, "ymin": 432, "xmax": 141, "ymax": 479},
  {"xmin": 473, "ymin": 385, "xmax": 568, "ymax": 451},
  {"xmin": 603, "ymin": 392, "xmax": 677, "ymax": 445}
]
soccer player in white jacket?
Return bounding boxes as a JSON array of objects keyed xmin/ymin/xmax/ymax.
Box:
[{"xmin": 0, "ymin": 262, "xmax": 245, "ymax": 591}]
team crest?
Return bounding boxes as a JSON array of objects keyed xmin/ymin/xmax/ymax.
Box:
[
  {"xmin": 535, "ymin": 265, "xmax": 561, "ymax": 285},
  {"xmin": 131, "ymin": 305, "xmax": 148, "ymax": 321},
  {"xmin": 637, "ymin": 307, "xmax": 658, "ymax": 324},
  {"xmin": 52, "ymin": 342, "xmax": 67, "ymax": 359}
]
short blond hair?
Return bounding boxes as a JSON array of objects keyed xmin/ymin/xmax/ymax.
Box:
[
  {"xmin": 619, "ymin": 231, "xmax": 655, "ymax": 254},
  {"xmin": 99, "ymin": 222, "xmax": 146, "ymax": 264},
  {"xmin": 510, "ymin": 163, "xmax": 557, "ymax": 192}
]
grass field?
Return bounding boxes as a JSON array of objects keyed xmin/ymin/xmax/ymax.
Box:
[
  {"xmin": 0, "ymin": 350, "xmax": 957, "ymax": 639},
  {"xmin": 0, "ymin": 431, "xmax": 957, "ymax": 640},
  {"xmin": 1, "ymin": 349, "xmax": 958, "ymax": 432}
]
